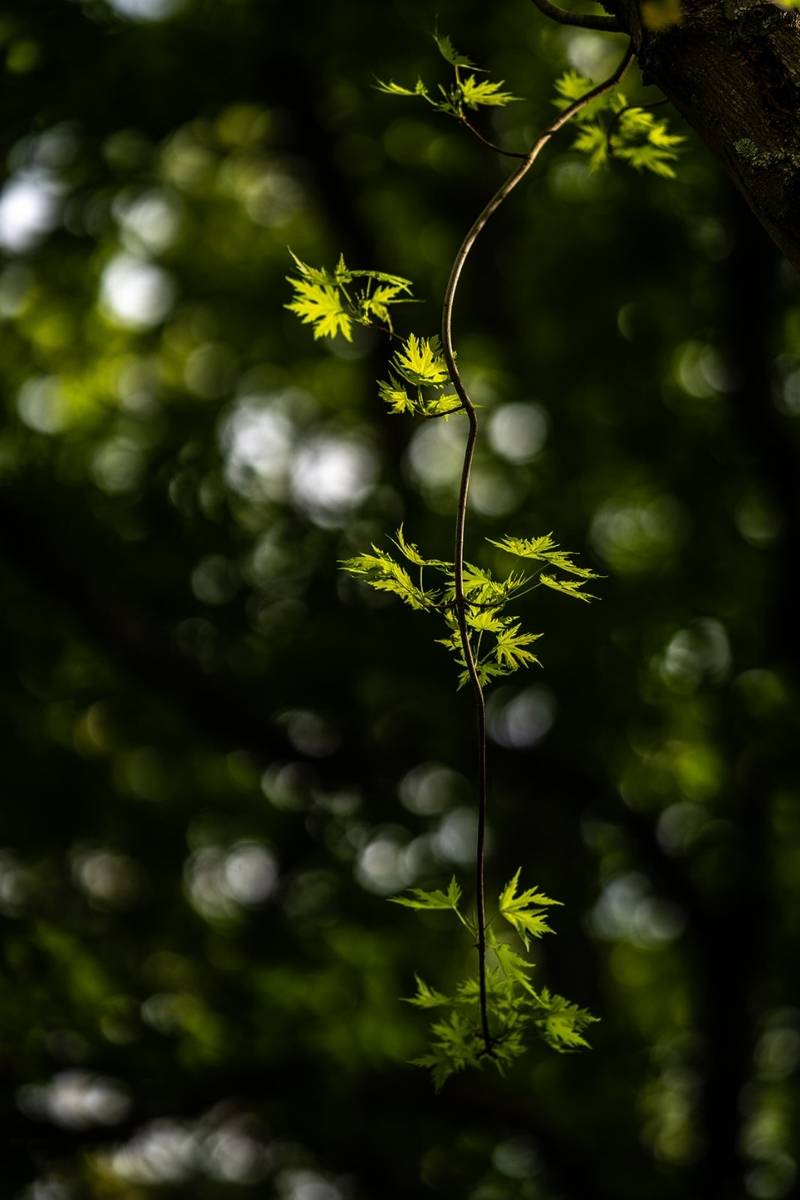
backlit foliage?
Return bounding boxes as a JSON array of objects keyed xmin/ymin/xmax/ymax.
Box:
[
  {"xmin": 376, "ymin": 33, "xmax": 519, "ymax": 122},
  {"xmin": 285, "ymin": 252, "xmax": 416, "ymax": 340},
  {"xmin": 554, "ymin": 70, "xmax": 685, "ymax": 178},
  {"xmin": 392, "ymin": 872, "xmax": 596, "ymax": 1088},
  {"xmin": 342, "ymin": 527, "xmax": 598, "ymax": 688}
]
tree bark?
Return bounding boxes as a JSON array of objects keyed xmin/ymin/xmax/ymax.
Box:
[{"xmin": 609, "ymin": 0, "xmax": 800, "ymax": 271}]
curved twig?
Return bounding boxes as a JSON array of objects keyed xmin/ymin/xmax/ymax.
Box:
[
  {"xmin": 459, "ymin": 113, "xmax": 527, "ymax": 160},
  {"xmin": 441, "ymin": 43, "xmax": 633, "ymax": 1055},
  {"xmin": 422, "ymin": 404, "xmax": 466, "ymax": 419},
  {"xmin": 530, "ymin": 0, "xmax": 621, "ymax": 31}
]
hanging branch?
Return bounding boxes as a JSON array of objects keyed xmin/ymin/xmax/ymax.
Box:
[
  {"xmin": 441, "ymin": 41, "xmax": 633, "ymax": 1056},
  {"xmin": 530, "ymin": 0, "xmax": 621, "ymax": 31}
]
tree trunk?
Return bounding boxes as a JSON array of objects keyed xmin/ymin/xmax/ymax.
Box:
[{"xmin": 609, "ymin": 0, "xmax": 800, "ymax": 271}]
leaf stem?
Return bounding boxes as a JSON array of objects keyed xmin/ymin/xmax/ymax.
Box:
[{"xmin": 440, "ymin": 44, "xmax": 632, "ymax": 1056}]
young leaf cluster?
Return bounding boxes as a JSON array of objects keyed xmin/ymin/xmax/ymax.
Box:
[
  {"xmin": 554, "ymin": 70, "xmax": 684, "ymax": 178},
  {"xmin": 342, "ymin": 528, "xmax": 598, "ymax": 689},
  {"xmin": 392, "ymin": 871, "xmax": 597, "ymax": 1089},
  {"xmin": 376, "ymin": 32, "xmax": 519, "ymax": 125},
  {"xmin": 285, "ymin": 252, "xmax": 417, "ymax": 341},
  {"xmin": 379, "ymin": 334, "xmax": 463, "ymax": 418}
]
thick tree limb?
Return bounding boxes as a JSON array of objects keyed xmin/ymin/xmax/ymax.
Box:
[{"xmin": 608, "ymin": 0, "xmax": 800, "ymax": 271}]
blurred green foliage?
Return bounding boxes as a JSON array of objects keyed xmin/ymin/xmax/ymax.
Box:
[{"xmin": 2, "ymin": 2, "xmax": 800, "ymax": 1198}]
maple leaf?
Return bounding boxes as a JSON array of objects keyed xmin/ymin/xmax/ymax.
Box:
[{"xmin": 285, "ymin": 278, "xmax": 352, "ymax": 341}]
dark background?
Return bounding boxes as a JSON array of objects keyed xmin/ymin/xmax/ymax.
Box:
[{"xmin": 2, "ymin": 1, "xmax": 799, "ymax": 1198}]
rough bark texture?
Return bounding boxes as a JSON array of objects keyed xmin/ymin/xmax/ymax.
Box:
[{"xmin": 609, "ymin": 0, "xmax": 800, "ymax": 271}]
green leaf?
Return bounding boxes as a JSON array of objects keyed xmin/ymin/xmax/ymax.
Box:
[
  {"xmin": 539, "ymin": 573, "xmax": 597, "ymax": 602},
  {"xmin": 376, "ymin": 77, "xmax": 430, "ymax": 99},
  {"xmin": 433, "ymin": 31, "xmax": 475, "ymax": 68},
  {"xmin": 390, "ymin": 528, "xmax": 450, "ymax": 571},
  {"xmin": 488, "ymin": 534, "xmax": 597, "ymax": 578},
  {"xmin": 458, "ymin": 75, "xmax": 519, "ymax": 110},
  {"xmin": 491, "ymin": 1027, "xmax": 527, "ymax": 1072},
  {"xmin": 361, "ymin": 283, "xmax": 413, "ymax": 328},
  {"xmin": 499, "ymin": 869, "xmax": 560, "ymax": 949},
  {"xmin": 411, "ymin": 1052, "xmax": 456, "ymax": 1092},
  {"xmin": 351, "ymin": 268, "xmax": 415, "ymax": 288},
  {"xmin": 553, "ymin": 69, "xmax": 594, "ymax": 103},
  {"xmin": 449, "ymin": 875, "xmax": 465, "ymax": 909},
  {"xmin": 573, "ymin": 123, "xmax": 609, "ymax": 173},
  {"xmin": 469, "ymin": 659, "xmax": 509, "ymax": 688},
  {"xmin": 505, "ymin": 909, "xmax": 554, "ymax": 947},
  {"xmin": 553, "ymin": 70, "xmax": 614, "ymax": 123},
  {"xmin": 393, "ymin": 333, "xmax": 450, "ymax": 387},
  {"xmin": 378, "ymin": 375, "xmax": 415, "ymax": 415},
  {"xmin": 455, "ymin": 974, "xmax": 491, "ymax": 1002},
  {"xmin": 489, "ymin": 532, "xmax": 557, "ymax": 559},
  {"xmin": 341, "ymin": 547, "xmax": 431, "ymax": 610},
  {"xmin": 499, "ymin": 869, "xmax": 561, "ymax": 913},
  {"xmin": 612, "ymin": 134, "xmax": 683, "ymax": 178},
  {"xmin": 466, "ymin": 608, "xmax": 508, "ymax": 634},
  {"xmin": 288, "ymin": 253, "xmax": 419, "ymax": 340},
  {"xmin": 552, "ymin": 72, "xmax": 684, "ymax": 180},
  {"xmin": 389, "ymin": 876, "xmax": 462, "ymax": 911},
  {"xmin": 533, "ymin": 987, "xmax": 599, "ymax": 1051},
  {"xmin": 391, "ymin": 526, "xmax": 450, "ymax": 570},
  {"xmin": 412, "ymin": 1006, "xmax": 484, "ymax": 1090},
  {"xmin": 462, "ymin": 562, "xmax": 501, "ymax": 594},
  {"xmin": 648, "ymin": 125, "xmax": 685, "ymax": 149},
  {"xmin": 285, "ymin": 275, "xmax": 352, "ymax": 341},
  {"xmin": 392, "ymin": 524, "xmax": 427, "ymax": 566},
  {"xmin": 494, "ymin": 623, "xmax": 542, "ymax": 670},
  {"xmin": 404, "ymin": 974, "xmax": 450, "ymax": 1008},
  {"xmin": 456, "ymin": 562, "xmax": 526, "ymax": 604},
  {"xmin": 493, "ymin": 940, "xmax": 537, "ymax": 995},
  {"xmin": 542, "ymin": 551, "xmax": 599, "ymax": 579},
  {"xmin": 286, "ymin": 250, "xmax": 338, "ymax": 287},
  {"xmin": 424, "ymin": 393, "xmax": 462, "ymax": 417},
  {"xmin": 429, "ymin": 1009, "xmax": 482, "ymax": 1064},
  {"xmin": 378, "ymin": 376, "xmax": 461, "ymax": 420},
  {"xmin": 613, "ymin": 106, "xmax": 685, "ymax": 179}
]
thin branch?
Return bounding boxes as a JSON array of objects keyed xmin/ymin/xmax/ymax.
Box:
[
  {"xmin": 459, "ymin": 113, "xmax": 527, "ymax": 160},
  {"xmin": 440, "ymin": 43, "xmax": 633, "ymax": 1056},
  {"xmin": 530, "ymin": 0, "xmax": 621, "ymax": 31},
  {"xmin": 422, "ymin": 402, "xmax": 466, "ymax": 419}
]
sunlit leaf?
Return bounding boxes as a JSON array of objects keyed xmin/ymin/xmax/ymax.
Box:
[
  {"xmin": 376, "ymin": 77, "xmax": 430, "ymax": 99},
  {"xmin": 341, "ymin": 547, "xmax": 431, "ymax": 610},
  {"xmin": 494, "ymin": 623, "xmax": 542, "ymax": 670},
  {"xmin": 404, "ymin": 974, "xmax": 450, "ymax": 1008},
  {"xmin": 285, "ymin": 278, "xmax": 352, "ymax": 341},
  {"xmin": 499, "ymin": 868, "xmax": 560, "ymax": 949},
  {"xmin": 433, "ymin": 31, "xmax": 476, "ymax": 68},
  {"xmin": 393, "ymin": 333, "xmax": 450, "ymax": 387},
  {"xmin": 389, "ymin": 876, "xmax": 462, "ymax": 911},
  {"xmin": 539, "ymin": 573, "xmax": 597, "ymax": 602},
  {"xmin": 458, "ymin": 75, "xmax": 519, "ymax": 110}
]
